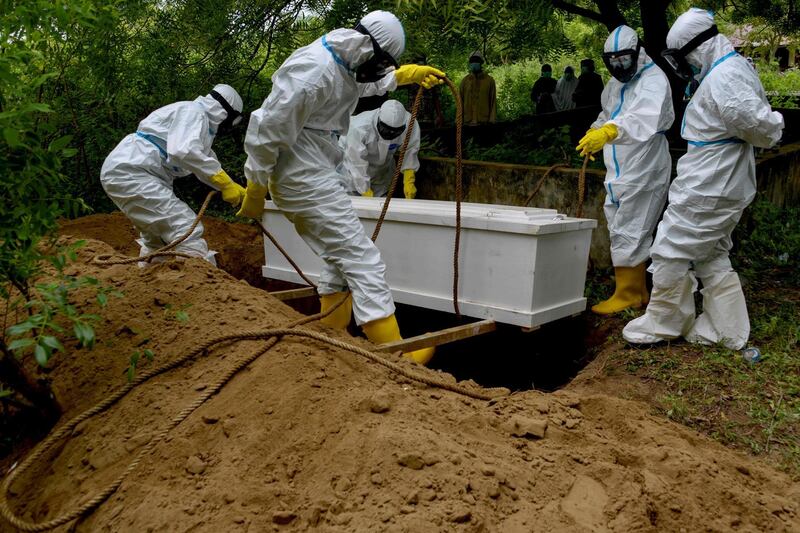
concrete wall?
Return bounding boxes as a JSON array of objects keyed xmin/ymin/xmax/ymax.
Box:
[{"xmin": 417, "ymin": 141, "xmax": 800, "ymax": 269}]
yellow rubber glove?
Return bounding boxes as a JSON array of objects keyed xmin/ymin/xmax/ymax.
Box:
[
  {"xmin": 395, "ymin": 64, "xmax": 446, "ymax": 89},
  {"xmin": 403, "ymin": 169, "xmax": 417, "ymax": 199},
  {"xmin": 362, "ymin": 188, "xmax": 374, "ymax": 197},
  {"xmin": 209, "ymin": 170, "xmax": 246, "ymax": 206},
  {"xmin": 236, "ymin": 182, "xmax": 269, "ymax": 219},
  {"xmin": 576, "ymin": 123, "xmax": 618, "ymax": 158}
]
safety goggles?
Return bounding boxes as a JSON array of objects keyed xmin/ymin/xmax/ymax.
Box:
[
  {"xmin": 661, "ymin": 25, "xmax": 719, "ymax": 81},
  {"xmin": 602, "ymin": 44, "xmax": 639, "ymax": 83},
  {"xmin": 377, "ymin": 119, "xmax": 406, "ymax": 141},
  {"xmin": 354, "ymin": 23, "xmax": 399, "ymax": 83},
  {"xmin": 209, "ymin": 90, "xmax": 243, "ymax": 129}
]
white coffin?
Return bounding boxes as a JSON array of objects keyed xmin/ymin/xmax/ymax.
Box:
[{"xmin": 261, "ymin": 198, "xmax": 596, "ymax": 328}]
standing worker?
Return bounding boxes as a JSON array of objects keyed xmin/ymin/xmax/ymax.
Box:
[
  {"xmin": 339, "ymin": 99, "xmax": 421, "ymax": 199},
  {"xmin": 459, "ymin": 51, "xmax": 496, "ymax": 125},
  {"xmin": 101, "ymin": 84, "xmax": 245, "ymax": 266},
  {"xmin": 624, "ymin": 8, "xmax": 784, "ymax": 349},
  {"xmin": 577, "ymin": 25, "xmax": 674, "ymax": 315},
  {"xmin": 239, "ymin": 11, "xmax": 444, "ymax": 363}
]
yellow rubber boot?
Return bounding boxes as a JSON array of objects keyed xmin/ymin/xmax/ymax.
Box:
[
  {"xmin": 319, "ymin": 292, "xmax": 352, "ymax": 330},
  {"xmin": 362, "ymin": 314, "xmax": 435, "ymax": 365},
  {"xmin": 591, "ymin": 264, "xmax": 647, "ymax": 315}
]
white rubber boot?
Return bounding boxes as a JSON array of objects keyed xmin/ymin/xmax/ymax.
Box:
[{"xmin": 685, "ymin": 271, "xmax": 749, "ymax": 350}]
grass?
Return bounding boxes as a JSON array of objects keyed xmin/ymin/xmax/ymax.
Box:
[{"xmin": 589, "ymin": 200, "xmax": 800, "ymax": 478}]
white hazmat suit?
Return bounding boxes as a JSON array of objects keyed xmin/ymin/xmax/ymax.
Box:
[
  {"xmin": 243, "ymin": 16, "xmax": 401, "ymax": 325},
  {"xmin": 339, "ymin": 100, "xmax": 420, "ymax": 197},
  {"xmin": 623, "ymin": 9, "xmax": 784, "ymax": 349},
  {"xmin": 594, "ymin": 26, "xmax": 674, "ymax": 269},
  {"xmin": 101, "ymin": 84, "xmax": 243, "ymax": 265}
]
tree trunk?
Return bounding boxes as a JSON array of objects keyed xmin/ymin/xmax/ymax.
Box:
[{"xmin": 0, "ymin": 341, "xmax": 61, "ymax": 427}]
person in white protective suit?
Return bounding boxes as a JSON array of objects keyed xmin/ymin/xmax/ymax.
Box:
[
  {"xmin": 238, "ymin": 10, "xmax": 445, "ymax": 364},
  {"xmin": 623, "ymin": 8, "xmax": 784, "ymax": 349},
  {"xmin": 576, "ymin": 25, "xmax": 674, "ymax": 315},
  {"xmin": 339, "ymin": 99, "xmax": 421, "ymax": 198},
  {"xmin": 101, "ymin": 84, "xmax": 245, "ymax": 266}
]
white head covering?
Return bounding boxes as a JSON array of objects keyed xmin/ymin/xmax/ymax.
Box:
[
  {"xmin": 210, "ymin": 83, "xmax": 243, "ymax": 113},
  {"xmin": 604, "ymin": 25, "xmax": 638, "ymax": 53},
  {"xmin": 666, "ymin": 8, "xmax": 731, "ymax": 80},
  {"xmin": 377, "ymin": 99, "xmax": 407, "ymax": 129},
  {"xmin": 359, "ymin": 10, "xmax": 405, "ymax": 62}
]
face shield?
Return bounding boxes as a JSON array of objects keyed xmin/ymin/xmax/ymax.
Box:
[
  {"xmin": 209, "ymin": 89, "xmax": 243, "ymax": 131},
  {"xmin": 602, "ymin": 44, "xmax": 640, "ymax": 83},
  {"xmin": 377, "ymin": 119, "xmax": 405, "ymax": 141},
  {"xmin": 661, "ymin": 25, "xmax": 719, "ymax": 81},
  {"xmin": 354, "ymin": 23, "xmax": 399, "ymax": 83}
]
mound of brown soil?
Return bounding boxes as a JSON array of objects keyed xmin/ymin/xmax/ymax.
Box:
[
  {"xmin": 59, "ymin": 213, "xmax": 266, "ymax": 287},
  {"xmin": 3, "ymin": 227, "xmax": 799, "ymax": 532}
]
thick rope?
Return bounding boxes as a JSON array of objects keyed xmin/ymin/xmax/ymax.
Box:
[
  {"xmin": 523, "ymin": 163, "xmax": 568, "ymax": 207},
  {"xmin": 444, "ymin": 78, "xmax": 463, "ymax": 317},
  {"xmin": 576, "ymin": 154, "xmax": 590, "ymax": 219},
  {"xmin": 92, "ymin": 191, "xmax": 217, "ymax": 266},
  {"xmin": 256, "ymin": 220, "xmax": 318, "ymax": 289}
]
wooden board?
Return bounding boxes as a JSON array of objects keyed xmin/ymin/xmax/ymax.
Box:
[
  {"xmin": 376, "ymin": 319, "xmax": 496, "ymax": 352},
  {"xmin": 270, "ymin": 287, "xmax": 317, "ymax": 301}
]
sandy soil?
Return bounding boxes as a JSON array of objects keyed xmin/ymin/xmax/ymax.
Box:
[{"xmin": 1, "ymin": 218, "xmax": 798, "ymax": 532}]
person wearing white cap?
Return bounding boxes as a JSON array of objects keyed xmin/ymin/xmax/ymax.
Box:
[
  {"xmin": 339, "ymin": 99, "xmax": 421, "ymax": 198},
  {"xmin": 101, "ymin": 84, "xmax": 245, "ymax": 266},
  {"xmin": 576, "ymin": 25, "xmax": 674, "ymax": 315},
  {"xmin": 239, "ymin": 10, "xmax": 444, "ymax": 363},
  {"xmin": 623, "ymin": 8, "xmax": 784, "ymax": 349}
]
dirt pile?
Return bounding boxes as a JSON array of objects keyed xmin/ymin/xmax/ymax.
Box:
[{"xmin": 3, "ymin": 225, "xmax": 799, "ymax": 532}]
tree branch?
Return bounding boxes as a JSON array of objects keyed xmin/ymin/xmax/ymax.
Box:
[{"xmin": 551, "ymin": 0, "xmax": 606, "ymax": 23}]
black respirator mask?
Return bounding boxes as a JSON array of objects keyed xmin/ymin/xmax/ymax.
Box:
[
  {"xmin": 661, "ymin": 25, "xmax": 719, "ymax": 81},
  {"xmin": 602, "ymin": 42, "xmax": 641, "ymax": 83},
  {"xmin": 377, "ymin": 119, "xmax": 405, "ymax": 141},
  {"xmin": 209, "ymin": 90, "xmax": 243, "ymax": 133},
  {"xmin": 353, "ymin": 23, "xmax": 398, "ymax": 83}
]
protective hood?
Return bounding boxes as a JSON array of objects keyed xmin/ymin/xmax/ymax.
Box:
[
  {"xmin": 193, "ymin": 94, "xmax": 228, "ymax": 132},
  {"xmin": 358, "ymin": 10, "xmax": 405, "ymax": 62},
  {"xmin": 322, "ymin": 28, "xmax": 378, "ymax": 72},
  {"xmin": 208, "ymin": 83, "xmax": 243, "ymax": 130},
  {"xmin": 603, "ymin": 25, "xmax": 642, "ymax": 82},
  {"xmin": 666, "ymin": 8, "xmax": 733, "ymax": 81},
  {"xmin": 375, "ymin": 99, "xmax": 408, "ymax": 140}
]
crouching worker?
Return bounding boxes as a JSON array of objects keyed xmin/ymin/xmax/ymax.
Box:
[
  {"xmin": 101, "ymin": 84, "xmax": 245, "ymax": 266},
  {"xmin": 577, "ymin": 25, "xmax": 674, "ymax": 315},
  {"xmin": 340, "ymin": 99, "xmax": 421, "ymax": 198},
  {"xmin": 239, "ymin": 10, "xmax": 444, "ymax": 364}
]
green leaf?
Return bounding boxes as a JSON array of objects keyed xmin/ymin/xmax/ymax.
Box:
[
  {"xmin": 74, "ymin": 322, "xmax": 95, "ymax": 349},
  {"xmin": 143, "ymin": 349, "xmax": 154, "ymax": 361},
  {"xmin": 34, "ymin": 344, "xmax": 48, "ymax": 366},
  {"xmin": 7, "ymin": 338, "xmax": 35, "ymax": 351},
  {"xmin": 7, "ymin": 320, "xmax": 36, "ymax": 336},
  {"xmin": 175, "ymin": 311, "xmax": 189, "ymax": 323},
  {"xmin": 97, "ymin": 292, "xmax": 108, "ymax": 307},
  {"xmin": 3, "ymin": 128, "xmax": 21, "ymax": 147},
  {"xmin": 41, "ymin": 335, "xmax": 64, "ymax": 353},
  {"xmin": 48, "ymin": 135, "xmax": 73, "ymax": 152}
]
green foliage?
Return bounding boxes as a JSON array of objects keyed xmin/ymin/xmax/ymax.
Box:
[
  {"xmin": 4, "ymin": 242, "xmax": 123, "ymax": 367},
  {"xmin": 163, "ymin": 303, "xmax": 192, "ymax": 324},
  {"xmin": 127, "ymin": 348, "xmax": 154, "ymax": 382},
  {"xmin": 464, "ymin": 126, "xmax": 587, "ymax": 167},
  {"xmin": 734, "ymin": 200, "xmax": 800, "ymax": 284},
  {"xmin": 758, "ymin": 65, "xmax": 800, "ymax": 109}
]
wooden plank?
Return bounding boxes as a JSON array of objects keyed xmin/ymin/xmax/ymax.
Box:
[
  {"xmin": 270, "ymin": 287, "xmax": 317, "ymax": 301},
  {"xmin": 377, "ymin": 319, "xmax": 496, "ymax": 353}
]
